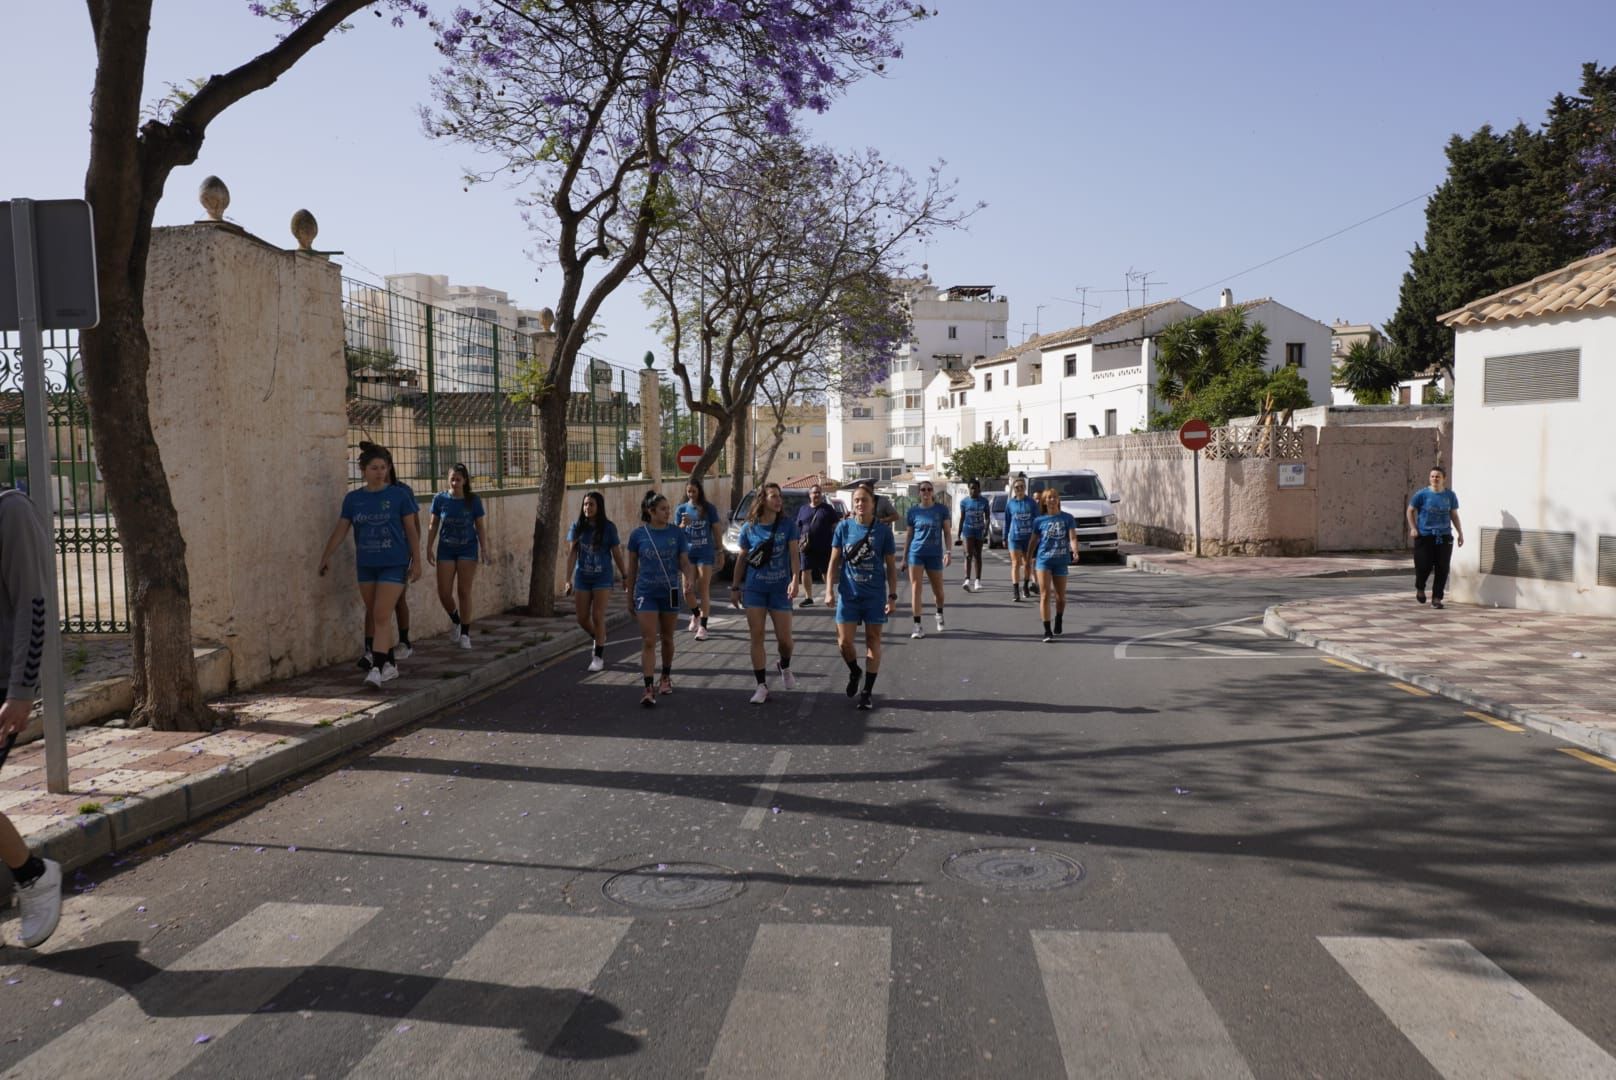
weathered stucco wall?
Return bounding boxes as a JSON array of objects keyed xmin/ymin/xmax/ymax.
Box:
[{"xmin": 1314, "ymin": 423, "xmax": 1451, "ymax": 551}]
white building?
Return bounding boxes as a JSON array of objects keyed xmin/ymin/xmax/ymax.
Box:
[
  {"xmin": 383, "ymin": 273, "xmax": 547, "ymax": 390},
  {"xmin": 1328, "ymin": 320, "xmax": 1451, "ymax": 406},
  {"xmin": 828, "ymin": 277, "xmax": 1008, "ymax": 480},
  {"xmin": 1440, "ymin": 247, "xmax": 1616, "ymax": 616}
]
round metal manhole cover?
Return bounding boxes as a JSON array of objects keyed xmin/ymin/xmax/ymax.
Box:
[
  {"xmin": 942, "ymin": 848, "xmax": 1084, "ymax": 892},
  {"xmin": 602, "ymin": 862, "xmax": 745, "ymax": 911}
]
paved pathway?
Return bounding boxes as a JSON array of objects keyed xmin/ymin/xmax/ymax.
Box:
[{"xmin": 1127, "ymin": 545, "xmax": 1406, "ymax": 578}]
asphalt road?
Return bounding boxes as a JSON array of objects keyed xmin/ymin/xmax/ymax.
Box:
[{"xmin": 3, "ymin": 556, "xmax": 1614, "ymax": 1079}]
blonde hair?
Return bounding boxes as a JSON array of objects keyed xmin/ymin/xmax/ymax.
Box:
[{"xmin": 1038, "ymin": 488, "xmax": 1062, "ymax": 513}]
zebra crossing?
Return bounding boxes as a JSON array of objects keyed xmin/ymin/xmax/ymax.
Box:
[{"xmin": 3, "ymin": 897, "xmax": 1613, "ymax": 1078}]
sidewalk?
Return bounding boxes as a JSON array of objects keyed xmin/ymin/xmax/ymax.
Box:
[
  {"xmin": 1, "ymin": 608, "xmax": 618, "ymax": 874},
  {"xmin": 1266, "ymin": 591, "xmax": 1616, "ymax": 760},
  {"xmin": 1126, "ymin": 545, "xmax": 1407, "ymax": 578}
]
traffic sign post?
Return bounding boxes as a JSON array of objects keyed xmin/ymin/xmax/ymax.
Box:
[
  {"xmin": 1178, "ymin": 420, "xmax": 1212, "ymax": 558},
  {"xmin": 675, "ymin": 443, "xmax": 704, "ymax": 475},
  {"xmin": 3, "ymin": 198, "xmax": 100, "ymax": 795}
]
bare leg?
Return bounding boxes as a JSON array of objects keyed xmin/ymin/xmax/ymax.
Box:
[
  {"xmin": 0, "ymin": 813, "xmax": 30, "ymax": 869},
  {"xmin": 455, "ymin": 560, "xmax": 477, "ymax": 629},
  {"xmin": 369, "ymin": 583, "xmax": 404, "ymax": 653},
  {"xmin": 590, "ymin": 590, "xmax": 610, "ymax": 646},
  {"xmin": 927, "ymin": 569, "xmax": 945, "ymax": 609},
  {"xmin": 837, "ymin": 622, "xmax": 858, "ymax": 666},
  {"xmin": 436, "ymin": 561, "xmax": 458, "ymax": 617},
  {"xmin": 395, "ymin": 592, "xmax": 411, "ymax": 641},
  {"xmin": 1038, "ymin": 570, "xmax": 1055, "ymax": 623},
  {"xmin": 865, "ymin": 624, "xmax": 883, "ymax": 671},
  {"xmin": 909, "ymin": 564, "xmax": 925, "ymax": 618},
  {"xmin": 746, "ymin": 606, "xmax": 769, "ymax": 671},
  {"xmin": 659, "ymin": 612, "xmax": 677, "ymax": 671},
  {"xmin": 769, "ymin": 608, "xmax": 793, "ymax": 661},
  {"xmin": 637, "ymin": 611, "xmax": 660, "ymax": 678}
]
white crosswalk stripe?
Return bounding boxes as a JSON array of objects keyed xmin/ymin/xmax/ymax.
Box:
[
  {"xmin": 1321, "ymin": 936, "xmax": 1616, "ymax": 1080},
  {"xmin": 1032, "ymin": 930, "xmax": 1255, "ymax": 1079},
  {"xmin": 347, "ymin": 913, "xmax": 631, "ymax": 1078},
  {"xmin": 705, "ymin": 923, "xmax": 891, "ymax": 1080},
  {"xmin": 3, "ymin": 901, "xmax": 378, "ymax": 1080}
]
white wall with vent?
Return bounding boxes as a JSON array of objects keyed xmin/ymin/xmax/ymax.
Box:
[{"xmin": 1447, "ymin": 308, "xmax": 1616, "ymax": 615}]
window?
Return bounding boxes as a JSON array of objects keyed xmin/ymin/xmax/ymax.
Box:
[
  {"xmin": 958, "ymin": 391, "xmax": 967, "ymax": 406},
  {"xmin": 903, "ymin": 392, "xmax": 923, "ymax": 410},
  {"xmin": 984, "ymin": 422, "xmax": 993, "ymax": 441},
  {"xmin": 812, "ymin": 450, "xmax": 825, "ymax": 462},
  {"xmin": 1398, "ymin": 385, "xmax": 1412, "ymax": 404},
  {"xmin": 810, "ymin": 425, "xmax": 825, "ymax": 436},
  {"xmin": 1285, "ymin": 342, "xmax": 1305, "ymax": 367},
  {"xmin": 785, "ymin": 424, "xmax": 802, "ymax": 435},
  {"xmin": 887, "ymin": 427, "xmax": 922, "ymax": 448},
  {"xmin": 850, "ymin": 406, "xmax": 874, "ymax": 419},
  {"xmin": 1104, "ymin": 409, "xmax": 1117, "ymax": 436},
  {"xmin": 985, "ymin": 373, "xmax": 993, "ymax": 392},
  {"xmin": 1331, "ymin": 338, "xmax": 1345, "ymax": 355},
  {"xmin": 884, "ymin": 396, "xmax": 895, "ymax": 413},
  {"xmin": 1022, "ymin": 418, "xmax": 1029, "ymax": 435},
  {"xmin": 1002, "ymin": 419, "xmax": 1010, "ymax": 436},
  {"xmin": 1064, "ymin": 413, "xmax": 1077, "ymax": 440},
  {"xmin": 852, "ymin": 441, "xmax": 874, "ymax": 455},
  {"xmin": 947, "ymin": 325, "xmax": 958, "ymax": 339},
  {"xmin": 786, "ymin": 451, "xmax": 802, "ymax": 461},
  {"xmin": 1006, "ymin": 370, "xmax": 1014, "ymax": 386},
  {"xmin": 1064, "ymin": 354, "xmax": 1077, "ymax": 377}
]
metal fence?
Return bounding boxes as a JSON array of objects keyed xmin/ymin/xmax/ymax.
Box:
[
  {"xmin": 0, "ymin": 329, "xmax": 129, "ymax": 634},
  {"xmin": 342, "ymin": 277, "xmax": 645, "ymax": 490}
]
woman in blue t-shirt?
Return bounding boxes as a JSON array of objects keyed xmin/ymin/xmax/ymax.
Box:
[
  {"xmin": 824, "ymin": 484, "xmax": 899, "ymax": 711},
  {"xmin": 728, "ymin": 482, "xmax": 801, "ymax": 705},
  {"xmin": 675, "ymin": 479, "xmax": 723, "ymax": 641},
  {"xmin": 903, "ymin": 482, "xmax": 953, "ymax": 639},
  {"xmin": 626, "ymin": 490, "xmax": 694, "ymax": 707},
  {"xmin": 565, "ymin": 490, "xmax": 626, "ymax": 672},
  {"xmin": 427, "ymin": 464, "xmax": 490, "ymax": 651},
  {"xmin": 318, "ymin": 442, "xmax": 422, "ymax": 688},
  {"xmin": 1004, "ymin": 477, "xmax": 1039, "ymax": 601},
  {"xmin": 1030, "ymin": 488, "xmax": 1080, "ymax": 643}
]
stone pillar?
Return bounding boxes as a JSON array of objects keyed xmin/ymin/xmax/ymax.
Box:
[
  {"xmin": 641, "ymin": 367, "xmax": 662, "ymax": 484},
  {"xmin": 528, "ymin": 327, "xmax": 558, "ymax": 479},
  {"xmin": 144, "ymin": 221, "xmax": 349, "ymax": 688}
]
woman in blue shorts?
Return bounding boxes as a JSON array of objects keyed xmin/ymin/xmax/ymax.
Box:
[
  {"xmin": 427, "ymin": 463, "xmax": 489, "ymax": 650},
  {"xmin": 904, "ymin": 482, "xmax": 952, "ymax": 639},
  {"xmin": 1030, "ymin": 488, "xmax": 1080, "ymax": 643},
  {"xmin": 729, "ymin": 482, "xmax": 801, "ymax": 705},
  {"xmin": 675, "ymin": 479, "xmax": 722, "ymax": 641},
  {"xmin": 565, "ymin": 490, "xmax": 626, "ymax": 673},
  {"xmin": 319, "ymin": 442, "xmax": 422, "ymax": 687},
  {"xmin": 824, "ymin": 484, "xmax": 898, "ymax": 711},
  {"xmin": 626, "ymin": 490, "xmax": 693, "ymax": 707},
  {"xmin": 1005, "ymin": 477, "xmax": 1038, "ymax": 601}
]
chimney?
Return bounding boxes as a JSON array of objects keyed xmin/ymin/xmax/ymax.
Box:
[{"xmin": 1218, "ymin": 288, "xmax": 1233, "ymax": 308}]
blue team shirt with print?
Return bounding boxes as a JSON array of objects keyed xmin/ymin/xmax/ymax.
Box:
[
  {"xmin": 958, "ymin": 496, "xmax": 990, "ymax": 538},
  {"xmin": 675, "ymin": 501, "xmax": 720, "ymax": 555},
  {"xmin": 342, "ymin": 486, "xmax": 413, "ymax": 567},
  {"xmin": 905, "ymin": 503, "xmax": 949, "ymax": 556},
  {"xmin": 629, "ymin": 524, "xmax": 688, "ymax": 593},
  {"xmin": 1409, "ymin": 487, "xmax": 1459, "ymax": 536},
  {"xmin": 739, "ymin": 517, "xmax": 800, "ymax": 586},
  {"xmin": 1006, "ymin": 496, "xmax": 1038, "ymax": 541},
  {"xmin": 568, "ymin": 520, "xmax": 621, "ymax": 578},
  {"xmin": 834, "ymin": 518, "xmax": 895, "ymax": 599},
  {"xmin": 431, "ymin": 491, "xmax": 484, "ymax": 549},
  {"xmin": 1033, "ymin": 511, "xmax": 1078, "ymax": 565}
]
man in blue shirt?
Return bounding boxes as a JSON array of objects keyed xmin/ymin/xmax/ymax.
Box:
[{"xmin": 1406, "ymin": 466, "xmax": 1464, "ymax": 609}]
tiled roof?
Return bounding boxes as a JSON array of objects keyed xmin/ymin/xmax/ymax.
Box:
[
  {"xmin": 345, "ymin": 390, "xmax": 638, "ymax": 429},
  {"xmin": 1441, "ymin": 247, "xmax": 1616, "ymax": 327},
  {"xmin": 1030, "ymin": 299, "xmax": 1186, "ymax": 353},
  {"xmin": 948, "ymin": 371, "xmax": 975, "ymax": 389}
]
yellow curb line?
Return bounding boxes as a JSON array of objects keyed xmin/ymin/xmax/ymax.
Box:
[
  {"xmin": 1466, "ymin": 710, "xmax": 1524, "ymax": 733},
  {"xmin": 1390, "ymin": 681, "xmax": 1432, "ymax": 697},
  {"xmin": 1321, "ymin": 658, "xmax": 1366, "ymax": 672},
  {"xmin": 1558, "ymin": 748, "xmax": 1616, "ymax": 774}
]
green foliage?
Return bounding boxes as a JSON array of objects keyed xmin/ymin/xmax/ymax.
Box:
[
  {"xmin": 344, "ymin": 344, "xmax": 399, "ymax": 375},
  {"xmin": 1387, "ymin": 63, "xmax": 1616, "ymax": 374},
  {"xmin": 1333, "ymin": 338, "xmax": 1403, "ymax": 398},
  {"xmin": 1153, "ymin": 308, "xmax": 1271, "ymax": 405},
  {"xmin": 1351, "ymin": 385, "xmax": 1396, "ymax": 406},
  {"xmin": 1152, "ymin": 364, "xmax": 1313, "ymax": 429},
  {"xmin": 944, "ymin": 437, "xmax": 1013, "ymax": 482}
]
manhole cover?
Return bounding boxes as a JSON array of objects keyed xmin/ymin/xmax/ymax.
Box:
[
  {"xmin": 942, "ymin": 848, "xmax": 1083, "ymax": 892},
  {"xmin": 602, "ymin": 862, "xmax": 744, "ymax": 911}
]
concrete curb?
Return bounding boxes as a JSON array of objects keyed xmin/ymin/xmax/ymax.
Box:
[
  {"xmin": 1263, "ymin": 605, "xmax": 1616, "ymax": 763},
  {"xmin": 1128, "ymin": 555, "xmax": 1406, "ymax": 579},
  {"xmin": 31, "ymin": 615, "xmax": 622, "ymax": 873}
]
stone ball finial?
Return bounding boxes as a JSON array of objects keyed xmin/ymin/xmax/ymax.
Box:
[
  {"xmin": 643, "ymin": 350, "xmax": 656, "ymax": 369},
  {"xmin": 290, "ymin": 209, "xmax": 318, "ymax": 252},
  {"xmin": 539, "ymin": 307, "xmax": 555, "ymax": 332},
  {"xmin": 199, "ymin": 176, "xmax": 230, "ymax": 221}
]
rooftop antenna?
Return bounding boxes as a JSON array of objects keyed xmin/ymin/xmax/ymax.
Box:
[
  {"xmin": 1072, "ymin": 285, "xmax": 1098, "ymax": 324},
  {"xmin": 1138, "ymin": 270, "xmax": 1166, "ymax": 307},
  {"xmin": 1125, "ymin": 268, "xmax": 1155, "ymax": 309},
  {"xmin": 1034, "ymin": 303, "xmax": 1047, "ymax": 336}
]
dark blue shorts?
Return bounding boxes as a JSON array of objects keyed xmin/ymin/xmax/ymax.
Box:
[
  {"xmin": 743, "ymin": 581, "xmax": 792, "ymax": 612},
  {"xmin": 437, "ymin": 542, "xmax": 478, "ymax": 563},
  {"xmin": 907, "ymin": 551, "xmax": 944, "ymax": 573},
  {"xmin": 687, "ymin": 547, "xmax": 716, "ymax": 567},
  {"xmin": 1009, "ymin": 533, "xmax": 1032, "ymax": 553},
  {"xmin": 356, "ymin": 564, "xmax": 409, "ymax": 586},
  {"xmin": 573, "ymin": 570, "xmax": 615, "ymax": 592},
  {"xmin": 835, "ymin": 593, "xmax": 889, "ymax": 626},
  {"xmin": 634, "ymin": 589, "xmax": 682, "ymax": 615},
  {"xmin": 1035, "ymin": 559, "xmax": 1070, "ymax": 578}
]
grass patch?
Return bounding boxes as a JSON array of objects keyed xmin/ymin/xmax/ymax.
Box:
[
  {"xmin": 77, "ymin": 802, "xmax": 104, "ymax": 815},
  {"xmin": 67, "ymin": 644, "xmax": 89, "ymax": 678},
  {"xmin": 315, "ymin": 719, "xmax": 334, "ymax": 727}
]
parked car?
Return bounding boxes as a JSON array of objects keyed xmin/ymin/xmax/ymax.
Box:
[
  {"xmin": 1023, "ymin": 469, "xmax": 1122, "ymax": 560},
  {"xmin": 985, "ymin": 491, "xmax": 1009, "ymax": 548},
  {"xmin": 720, "ymin": 486, "xmax": 850, "ymax": 575}
]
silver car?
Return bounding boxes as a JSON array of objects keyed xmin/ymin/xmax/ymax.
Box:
[{"xmin": 1024, "ymin": 469, "xmax": 1122, "ymax": 560}]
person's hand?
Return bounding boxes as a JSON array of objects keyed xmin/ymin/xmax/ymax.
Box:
[
  {"xmin": 0, "ymin": 699, "xmax": 33, "ymax": 739},
  {"xmin": 787, "ymin": 579, "xmax": 799, "ymax": 600},
  {"xmin": 943, "ymin": 552, "xmax": 952, "ymax": 568},
  {"xmin": 822, "ymin": 589, "xmax": 834, "ymax": 606},
  {"xmin": 318, "ymin": 560, "xmax": 330, "ymax": 577},
  {"xmin": 409, "ymin": 561, "xmax": 423, "ymax": 583},
  {"xmin": 427, "ymin": 548, "xmax": 437, "ymax": 567},
  {"xmin": 481, "ymin": 551, "xmax": 492, "ymax": 566},
  {"xmin": 884, "ymin": 595, "xmax": 895, "ymax": 616},
  {"xmin": 564, "ymin": 581, "xmax": 574, "ymax": 597},
  {"xmin": 1409, "ymin": 526, "xmax": 1419, "ymax": 540},
  {"xmin": 1456, "ymin": 534, "xmax": 1465, "ymax": 547}
]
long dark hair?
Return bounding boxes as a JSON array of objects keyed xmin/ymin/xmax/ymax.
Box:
[
  {"xmin": 684, "ymin": 477, "xmax": 708, "ymax": 508},
  {"xmin": 640, "ymin": 489, "xmax": 667, "ymax": 523},
  {"xmin": 748, "ymin": 482, "xmax": 784, "ymax": 524},
  {"xmin": 358, "ymin": 440, "xmax": 391, "ymax": 479},
  {"xmin": 576, "ymin": 490, "xmax": 610, "ymax": 546},
  {"xmin": 450, "ymin": 463, "xmax": 480, "ymax": 512}
]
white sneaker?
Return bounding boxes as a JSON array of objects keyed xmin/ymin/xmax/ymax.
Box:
[
  {"xmin": 973, "ymin": 578, "xmax": 981, "ymax": 591},
  {"xmin": 935, "ymin": 613, "xmax": 945, "ymax": 632},
  {"xmin": 695, "ymin": 626, "xmax": 709, "ymax": 642},
  {"xmin": 16, "ymin": 858, "xmax": 62, "ymax": 948},
  {"xmin": 365, "ymin": 666, "xmax": 383, "ymax": 688},
  {"xmin": 776, "ymin": 662, "xmax": 797, "ymax": 690},
  {"xmin": 458, "ymin": 634, "xmax": 472, "ymax": 650},
  {"xmin": 688, "ymin": 613, "xmax": 700, "ymax": 633},
  {"xmin": 750, "ymin": 684, "xmax": 769, "ymax": 705},
  {"xmin": 378, "ymin": 661, "xmax": 400, "ymax": 683},
  {"xmin": 911, "ymin": 625, "xmax": 925, "ymax": 639},
  {"xmin": 448, "ymin": 624, "xmax": 461, "ymax": 643},
  {"xmin": 394, "ymin": 642, "xmax": 413, "ymax": 660},
  {"xmin": 587, "ymin": 654, "xmax": 605, "ymax": 673}
]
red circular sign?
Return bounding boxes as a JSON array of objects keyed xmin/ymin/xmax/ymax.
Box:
[
  {"xmin": 1178, "ymin": 419, "xmax": 1212, "ymax": 451},
  {"xmin": 675, "ymin": 443, "xmax": 704, "ymax": 474}
]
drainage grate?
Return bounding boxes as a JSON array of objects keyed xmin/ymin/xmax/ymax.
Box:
[
  {"xmin": 602, "ymin": 862, "xmax": 745, "ymax": 911},
  {"xmin": 942, "ymin": 848, "xmax": 1084, "ymax": 892}
]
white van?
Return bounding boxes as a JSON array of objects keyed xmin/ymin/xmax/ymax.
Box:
[{"xmin": 1023, "ymin": 469, "xmax": 1122, "ymax": 560}]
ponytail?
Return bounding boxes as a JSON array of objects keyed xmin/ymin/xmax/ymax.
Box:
[{"xmin": 640, "ymin": 489, "xmax": 664, "ymax": 523}]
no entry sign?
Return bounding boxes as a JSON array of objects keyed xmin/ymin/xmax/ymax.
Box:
[
  {"xmin": 676, "ymin": 443, "xmax": 704, "ymax": 474},
  {"xmin": 1178, "ymin": 419, "xmax": 1212, "ymax": 452}
]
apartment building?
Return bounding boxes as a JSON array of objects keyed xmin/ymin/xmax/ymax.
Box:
[
  {"xmin": 383, "ymin": 272, "xmax": 548, "ymax": 389},
  {"xmin": 750, "ymin": 402, "xmax": 829, "ymax": 486}
]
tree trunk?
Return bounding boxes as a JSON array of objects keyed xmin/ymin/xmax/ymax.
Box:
[
  {"xmin": 526, "ymin": 387, "xmax": 571, "ymax": 616},
  {"xmin": 728, "ymin": 408, "xmax": 750, "ymax": 516},
  {"xmin": 755, "ymin": 425, "xmax": 786, "ymax": 490}
]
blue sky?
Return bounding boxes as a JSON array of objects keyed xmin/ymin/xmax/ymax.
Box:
[{"xmin": 3, "ymin": 1, "xmax": 1609, "ymax": 370}]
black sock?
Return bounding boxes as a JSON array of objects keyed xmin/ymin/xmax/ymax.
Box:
[
  {"xmin": 661, "ymin": 664, "xmax": 672, "ymax": 678},
  {"xmin": 754, "ymin": 669, "xmax": 767, "ymax": 685},
  {"xmin": 449, "ymin": 610, "xmax": 460, "ymax": 625},
  {"xmin": 778, "ymin": 653, "xmax": 791, "ymax": 669},
  {"xmin": 863, "ymin": 671, "xmax": 878, "ymax": 693},
  {"xmin": 700, "ymin": 617, "xmax": 709, "ymax": 628},
  {"xmin": 1054, "ymin": 612, "xmax": 1064, "ymax": 634},
  {"xmin": 845, "ymin": 657, "xmax": 861, "ymax": 675},
  {"xmin": 594, "ymin": 644, "xmax": 604, "ymax": 658},
  {"xmin": 692, "ymin": 605, "xmax": 703, "ymax": 617},
  {"xmin": 937, "ymin": 606, "xmax": 944, "ymax": 615},
  {"xmin": 364, "ymin": 635, "xmax": 374, "ymax": 654},
  {"xmin": 644, "ymin": 675, "xmax": 654, "ymax": 689},
  {"xmin": 380, "ymin": 648, "xmax": 395, "ymax": 666},
  {"xmin": 913, "ymin": 616, "xmax": 921, "ymax": 625},
  {"xmin": 398, "ymin": 628, "xmax": 411, "ymax": 646},
  {"xmin": 11, "ymin": 855, "xmax": 44, "ymax": 888},
  {"xmin": 460, "ymin": 623, "xmax": 472, "ymax": 635},
  {"xmin": 1043, "ymin": 621, "xmax": 1052, "ymax": 636}
]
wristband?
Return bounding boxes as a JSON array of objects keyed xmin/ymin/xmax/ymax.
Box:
[{"xmin": 888, "ymin": 593, "xmax": 898, "ymax": 599}]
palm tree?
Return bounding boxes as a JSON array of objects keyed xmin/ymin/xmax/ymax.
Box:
[
  {"xmin": 1334, "ymin": 339, "xmax": 1403, "ymax": 403},
  {"xmin": 1154, "ymin": 308, "xmax": 1270, "ymax": 405}
]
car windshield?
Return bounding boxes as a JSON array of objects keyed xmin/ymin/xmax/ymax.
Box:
[
  {"xmin": 733, "ymin": 490, "xmax": 812, "ymax": 523},
  {"xmin": 1030, "ymin": 474, "xmax": 1107, "ymax": 501}
]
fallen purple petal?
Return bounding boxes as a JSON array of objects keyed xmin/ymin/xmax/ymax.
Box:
[{"xmin": 194, "ymin": 1034, "xmax": 211, "ymax": 1044}]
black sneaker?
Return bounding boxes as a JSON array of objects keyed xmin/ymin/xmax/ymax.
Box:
[
  {"xmin": 846, "ymin": 667, "xmax": 862, "ymax": 697},
  {"xmin": 857, "ymin": 691, "xmax": 873, "ymax": 711},
  {"xmin": 356, "ymin": 651, "xmax": 374, "ymax": 671},
  {"xmin": 799, "ymin": 597, "xmax": 815, "ymax": 608},
  {"xmin": 1012, "ymin": 585, "xmax": 1021, "ymax": 602},
  {"xmin": 1432, "ymin": 599, "xmax": 1445, "ymax": 610},
  {"xmin": 1042, "ymin": 631, "xmax": 1053, "ymax": 643},
  {"xmin": 1054, "ymin": 616, "xmax": 1064, "ymax": 636},
  {"xmin": 1416, "ymin": 590, "xmax": 1427, "ymax": 604}
]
